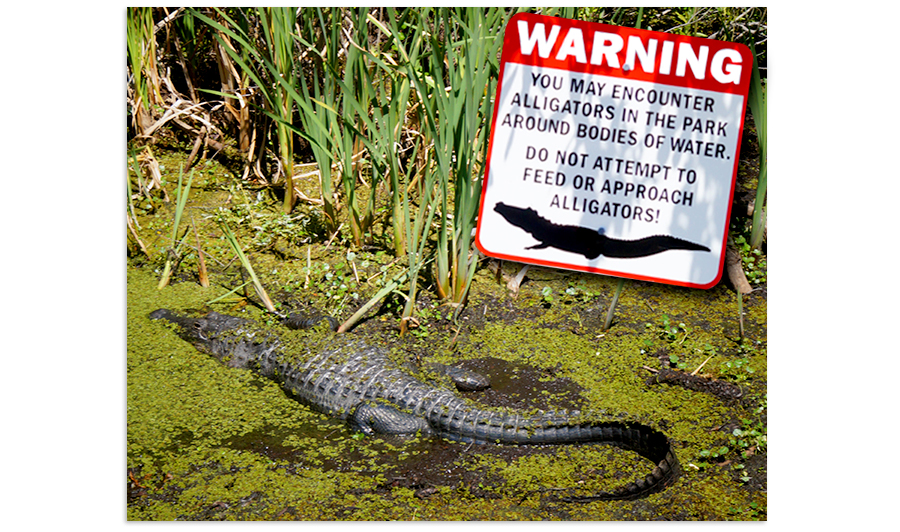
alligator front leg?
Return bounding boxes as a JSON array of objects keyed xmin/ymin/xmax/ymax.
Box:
[{"xmin": 348, "ymin": 401, "xmax": 435, "ymax": 437}]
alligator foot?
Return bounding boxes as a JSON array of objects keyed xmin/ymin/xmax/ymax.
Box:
[{"xmin": 349, "ymin": 401, "xmax": 435, "ymax": 437}]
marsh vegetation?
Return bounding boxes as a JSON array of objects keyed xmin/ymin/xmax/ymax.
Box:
[{"xmin": 127, "ymin": 7, "xmax": 767, "ymax": 521}]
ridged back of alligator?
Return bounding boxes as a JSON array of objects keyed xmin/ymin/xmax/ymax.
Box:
[{"xmin": 272, "ymin": 344, "xmax": 440, "ymax": 419}]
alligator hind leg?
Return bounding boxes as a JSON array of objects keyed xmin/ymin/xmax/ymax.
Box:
[{"xmin": 349, "ymin": 401, "xmax": 434, "ymax": 437}]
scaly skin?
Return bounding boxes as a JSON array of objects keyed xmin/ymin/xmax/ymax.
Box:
[{"xmin": 150, "ymin": 309, "xmax": 680, "ymax": 500}]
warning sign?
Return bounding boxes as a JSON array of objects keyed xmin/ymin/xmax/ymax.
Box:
[{"xmin": 475, "ymin": 13, "xmax": 753, "ymax": 288}]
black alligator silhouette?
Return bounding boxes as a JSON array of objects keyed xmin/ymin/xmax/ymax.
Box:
[
  {"xmin": 150, "ymin": 308, "xmax": 680, "ymax": 501},
  {"xmin": 493, "ymin": 202, "xmax": 710, "ymax": 259}
]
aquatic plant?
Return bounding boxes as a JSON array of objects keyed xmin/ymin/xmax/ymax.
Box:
[
  {"xmin": 126, "ymin": 7, "xmax": 163, "ymax": 137},
  {"xmin": 402, "ymin": 7, "xmax": 518, "ymax": 306},
  {"xmin": 602, "ymin": 278, "xmax": 626, "ymax": 331},
  {"xmin": 157, "ymin": 165, "xmax": 194, "ymax": 289},
  {"xmin": 217, "ymin": 218, "xmax": 276, "ymax": 312},
  {"xmin": 190, "ymin": 8, "xmax": 299, "ymax": 214},
  {"xmin": 746, "ymin": 42, "xmax": 767, "ymax": 249},
  {"xmin": 128, "ymin": 6, "xmax": 767, "ymax": 326}
]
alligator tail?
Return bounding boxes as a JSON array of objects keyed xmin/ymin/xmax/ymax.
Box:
[
  {"xmin": 554, "ymin": 422, "xmax": 680, "ymax": 501},
  {"xmin": 427, "ymin": 409, "xmax": 679, "ymax": 501}
]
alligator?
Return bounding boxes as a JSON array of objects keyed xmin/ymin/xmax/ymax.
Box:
[{"xmin": 149, "ymin": 308, "xmax": 680, "ymax": 501}]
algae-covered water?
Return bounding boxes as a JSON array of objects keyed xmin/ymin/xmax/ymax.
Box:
[{"xmin": 126, "ymin": 152, "xmax": 766, "ymax": 520}]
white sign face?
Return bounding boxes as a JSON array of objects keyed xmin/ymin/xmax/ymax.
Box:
[{"xmin": 475, "ymin": 13, "xmax": 753, "ymax": 288}]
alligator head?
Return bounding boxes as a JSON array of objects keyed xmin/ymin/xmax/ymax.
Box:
[
  {"xmin": 150, "ymin": 309, "xmax": 250, "ymax": 340},
  {"xmin": 150, "ymin": 309, "xmax": 269, "ymax": 368}
]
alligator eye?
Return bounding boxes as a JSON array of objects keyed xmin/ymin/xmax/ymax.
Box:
[{"xmin": 192, "ymin": 319, "xmax": 209, "ymax": 340}]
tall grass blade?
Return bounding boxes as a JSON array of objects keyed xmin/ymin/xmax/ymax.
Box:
[
  {"xmin": 399, "ymin": 142, "xmax": 440, "ymax": 334},
  {"xmin": 391, "ymin": 7, "xmax": 519, "ymax": 305},
  {"xmin": 171, "ymin": 166, "xmax": 193, "ymax": 245},
  {"xmin": 217, "ymin": 219, "xmax": 276, "ymax": 312},
  {"xmin": 127, "ymin": 147, "xmax": 142, "ymax": 230},
  {"xmin": 127, "ymin": 7, "xmax": 163, "ymax": 136},
  {"xmin": 126, "ymin": 149, "xmax": 149, "ymax": 256},
  {"xmin": 603, "ymin": 278, "xmax": 626, "ymax": 331},
  {"xmin": 358, "ymin": 10, "xmax": 421, "ymax": 257},
  {"xmin": 191, "ymin": 8, "xmax": 299, "ymax": 213},
  {"xmin": 158, "ymin": 166, "xmax": 194, "ymax": 289},
  {"xmin": 260, "ymin": 7, "xmax": 299, "ymax": 213},
  {"xmin": 747, "ymin": 41, "xmax": 767, "ymax": 249},
  {"xmin": 338, "ymin": 267, "xmax": 413, "ymax": 334},
  {"xmin": 191, "ymin": 215, "xmax": 209, "ymax": 288},
  {"xmin": 206, "ymin": 280, "xmax": 254, "ymax": 306},
  {"xmin": 358, "ymin": 10, "xmax": 443, "ymax": 331}
]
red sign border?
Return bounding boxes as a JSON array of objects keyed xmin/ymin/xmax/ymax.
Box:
[{"xmin": 475, "ymin": 12, "xmax": 754, "ymax": 289}]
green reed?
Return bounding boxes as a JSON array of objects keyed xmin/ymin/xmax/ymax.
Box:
[
  {"xmin": 747, "ymin": 41, "xmax": 767, "ymax": 249},
  {"xmin": 603, "ymin": 278, "xmax": 627, "ymax": 331},
  {"xmin": 217, "ymin": 219, "xmax": 276, "ymax": 313},
  {"xmin": 191, "ymin": 8, "xmax": 298, "ymax": 214},
  {"xmin": 157, "ymin": 166, "xmax": 194, "ymax": 289},
  {"xmin": 339, "ymin": 11, "xmax": 437, "ymax": 331},
  {"xmin": 141, "ymin": 8, "xmax": 767, "ymax": 331},
  {"xmin": 388, "ymin": 7, "xmax": 520, "ymax": 306},
  {"xmin": 296, "ymin": 7, "xmax": 383, "ymax": 245},
  {"xmin": 126, "ymin": 7, "xmax": 162, "ymax": 136}
]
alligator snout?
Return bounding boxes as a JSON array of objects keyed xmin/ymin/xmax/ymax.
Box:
[{"xmin": 149, "ymin": 308, "xmax": 174, "ymax": 321}]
